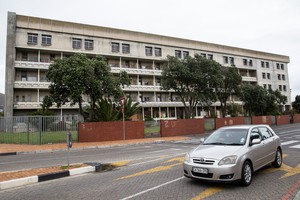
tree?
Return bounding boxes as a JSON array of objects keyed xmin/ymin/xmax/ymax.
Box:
[
  {"xmin": 239, "ymin": 84, "xmax": 269, "ymax": 116},
  {"xmin": 121, "ymin": 97, "xmax": 141, "ymax": 120},
  {"xmin": 46, "ymin": 54, "xmax": 130, "ymax": 121},
  {"xmin": 213, "ymin": 66, "xmax": 242, "ymax": 117},
  {"xmin": 292, "ymin": 95, "xmax": 300, "ymax": 113},
  {"xmin": 31, "ymin": 96, "xmax": 55, "ymax": 116},
  {"xmin": 161, "ymin": 55, "xmax": 219, "ymax": 118}
]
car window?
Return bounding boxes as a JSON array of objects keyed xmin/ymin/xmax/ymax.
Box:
[
  {"xmin": 258, "ymin": 127, "xmax": 273, "ymax": 140},
  {"xmin": 250, "ymin": 128, "xmax": 262, "ymax": 140},
  {"xmin": 203, "ymin": 129, "xmax": 248, "ymax": 145}
]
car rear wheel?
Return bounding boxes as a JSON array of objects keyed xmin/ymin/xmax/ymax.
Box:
[
  {"xmin": 240, "ymin": 161, "xmax": 252, "ymax": 186},
  {"xmin": 272, "ymin": 148, "xmax": 282, "ymax": 168}
]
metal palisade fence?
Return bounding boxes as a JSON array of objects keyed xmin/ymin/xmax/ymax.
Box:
[{"xmin": 0, "ymin": 115, "xmax": 83, "ymax": 145}]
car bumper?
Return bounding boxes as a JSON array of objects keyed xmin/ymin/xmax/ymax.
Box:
[{"xmin": 183, "ymin": 161, "xmax": 241, "ymax": 182}]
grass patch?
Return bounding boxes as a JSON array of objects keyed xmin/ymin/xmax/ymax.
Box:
[{"xmin": 0, "ymin": 131, "xmax": 77, "ymax": 145}]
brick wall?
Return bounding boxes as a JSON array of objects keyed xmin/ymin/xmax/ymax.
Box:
[
  {"xmin": 78, "ymin": 121, "xmax": 144, "ymax": 142},
  {"xmin": 276, "ymin": 115, "xmax": 290, "ymax": 125},
  {"xmin": 293, "ymin": 114, "xmax": 300, "ymax": 123},
  {"xmin": 251, "ymin": 116, "xmax": 273, "ymax": 125},
  {"xmin": 215, "ymin": 117, "xmax": 245, "ymax": 129},
  {"xmin": 160, "ymin": 119, "xmax": 204, "ymax": 137}
]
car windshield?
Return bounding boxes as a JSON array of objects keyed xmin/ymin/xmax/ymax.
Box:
[{"xmin": 203, "ymin": 128, "xmax": 248, "ymax": 146}]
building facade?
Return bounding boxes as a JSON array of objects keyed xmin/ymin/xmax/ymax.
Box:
[{"xmin": 5, "ymin": 12, "xmax": 291, "ymax": 119}]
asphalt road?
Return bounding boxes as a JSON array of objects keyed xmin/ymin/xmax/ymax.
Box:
[{"xmin": 0, "ymin": 124, "xmax": 300, "ymax": 200}]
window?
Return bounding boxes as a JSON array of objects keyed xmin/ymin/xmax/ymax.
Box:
[
  {"xmin": 267, "ymin": 73, "xmax": 271, "ymax": 79},
  {"xmin": 122, "ymin": 44, "xmax": 130, "ymax": 54},
  {"xmin": 72, "ymin": 38, "xmax": 82, "ymax": 49},
  {"xmin": 279, "ymin": 85, "xmax": 282, "ymax": 91},
  {"xmin": 249, "ymin": 59, "xmax": 253, "ymax": 66},
  {"xmin": 223, "ymin": 56, "xmax": 228, "ymax": 64},
  {"xmin": 175, "ymin": 50, "xmax": 181, "ymax": 58},
  {"xmin": 21, "ymin": 71, "xmax": 27, "ymax": 81},
  {"xmin": 262, "ymin": 72, "xmax": 266, "ymax": 79},
  {"xmin": 21, "ymin": 52, "xmax": 28, "ymax": 61},
  {"xmin": 112, "ymin": 42, "xmax": 120, "ymax": 52},
  {"xmin": 283, "ymin": 85, "xmax": 287, "ymax": 91},
  {"xmin": 229, "ymin": 57, "xmax": 234, "ymax": 65},
  {"xmin": 183, "ymin": 51, "xmax": 189, "ymax": 58},
  {"xmin": 85, "ymin": 39, "xmax": 94, "ymax": 50},
  {"xmin": 282, "ymin": 74, "xmax": 285, "ymax": 80},
  {"xmin": 28, "ymin": 33, "xmax": 38, "ymax": 45},
  {"xmin": 42, "ymin": 35, "xmax": 52, "ymax": 45},
  {"xmin": 266, "ymin": 62, "xmax": 269, "ymax": 68},
  {"xmin": 281, "ymin": 64, "xmax": 284, "ymax": 70},
  {"xmin": 261, "ymin": 61, "xmax": 265, "ymax": 68},
  {"xmin": 268, "ymin": 84, "xmax": 272, "ymax": 90},
  {"xmin": 201, "ymin": 53, "xmax": 207, "ymax": 58},
  {"xmin": 258, "ymin": 127, "xmax": 273, "ymax": 140},
  {"xmin": 278, "ymin": 74, "xmax": 281, "ymax": 80},
  {"xmin": 263, "ymin": 84, "xmax": 267, "ymax": 89},
  {"xmin": 155, "ymin": 48, "xmax": 162, "ymax": 57},
  {"xmin": 243, "ymin": 59, "xmax": 247, "ymax": 66},
  {"xmin": 276, "ymin": 63, "xmax": 280, "ymax": 69},
  {"xmin": 145, "ymin": 46, "xmax": 153, "ymax": 56},
  {"xmin": 208, "ymin": 54, "xmax": 213, "ymax": 60}
]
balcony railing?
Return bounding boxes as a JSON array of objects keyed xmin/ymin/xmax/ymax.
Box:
[
  {"xmin": 14, "ymin": 81, "xmax": 50, "ymax": 89},
  {"xmin": 111, "ymin": 67, "xmax": 162, "ymax": 76},
  {"xmin": 242, "ymin": 76, "xmax": 257, "ymax": 82},
  {"xmin": 15, "ymin": 61, "xmax": 50, "ymax": 69}
]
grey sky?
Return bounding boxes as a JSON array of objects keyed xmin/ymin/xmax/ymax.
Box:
[{"xmin": 0, "ymin": 0, "xmax": 299, "ymax": 100}]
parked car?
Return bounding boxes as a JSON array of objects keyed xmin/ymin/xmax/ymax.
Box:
[{"xmin": 183, "ymin": 124, "xmax": 282, "ymax": 186}]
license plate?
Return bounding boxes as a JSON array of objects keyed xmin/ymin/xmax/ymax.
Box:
[{"xmin": 192, "ymin": 167, "xmax": 208, "ymax": 174}]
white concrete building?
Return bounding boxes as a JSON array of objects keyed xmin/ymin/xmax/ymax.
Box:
[{"xmin": 5, "ymin": 12, "xmax": 291, "ymax": 119}]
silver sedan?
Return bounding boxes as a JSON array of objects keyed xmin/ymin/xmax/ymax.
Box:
[{"xmin": 183, "ymin": 124, "xmax": 282, "ymax": 186}]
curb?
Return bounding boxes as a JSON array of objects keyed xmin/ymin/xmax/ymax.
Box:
[{"xmin": 0, "ymin": 165, "xmax": 96, "ymax": 190}]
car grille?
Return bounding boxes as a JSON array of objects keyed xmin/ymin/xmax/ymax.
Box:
[
  {"xmin": 193, "ymin": 158, "xmax": 215, "ymax": 165},
  {"xmin": 191, "ymin": 172, "xmax": 213, "ymax": 178}
]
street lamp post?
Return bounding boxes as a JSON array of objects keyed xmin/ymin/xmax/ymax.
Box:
[{"xmin": 120, "ymin": 97, "xmax": 126, "ymax": 140}]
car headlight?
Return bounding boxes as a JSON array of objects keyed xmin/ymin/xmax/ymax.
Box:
[
  {"xmin": 218, "ymin": 155, "xmax": 238, "ymax": 166},
  {"xmin": 184, "ymin": 153, "xmax": 191, "ymax": 163}
]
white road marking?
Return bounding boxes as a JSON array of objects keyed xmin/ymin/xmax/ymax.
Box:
[
  {"xmin": 281, "ymin": 141, "xmax": 299, "ymax": 145},
  {"xmin": 290, "ymin": 144, "xmax": 300, "ymax": 149},
  {"xmin": 120, "ymin": 177, "xmax": 184, "ymax": 200}
]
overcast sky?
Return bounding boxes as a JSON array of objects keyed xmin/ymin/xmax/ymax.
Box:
[{"xmin": 0, "ymin": 0, "xmax": 299, "ymax": 101}]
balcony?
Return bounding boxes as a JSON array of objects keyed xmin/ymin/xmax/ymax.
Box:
[
  {"xmin": 242, "ymin": 76, "xmax": 257, "ymax": 82},
  {"xmin": 14, "ymin": 102, "xmax": 89, "ymax": 109},
  {"xmin": 111, "ymin": 67, "xmax": 162, "ymax": 76},
  {"xmin": 123, "ymin": 85, "xmax": 161, "ymax": 92},
  {"xmin": 14, "ymin": 81, "xmax": 50, "ymax": 89},
  {"xmin": 15, "ymin": 61, "xmax": 50, "ymax": 69}
]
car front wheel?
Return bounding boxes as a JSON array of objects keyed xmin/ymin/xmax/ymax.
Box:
[
  {"xmin": 272, "ymin": 148, "xmax": 282, "ymax": 168},
  {"xmin": 240, "ymin": 161, "xmax": 252, "ymax": 186}
]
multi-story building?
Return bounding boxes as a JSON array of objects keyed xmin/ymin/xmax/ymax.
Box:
[{"xmin": 5, "ymin": 12, "xmax": 291, "ymax": 119}]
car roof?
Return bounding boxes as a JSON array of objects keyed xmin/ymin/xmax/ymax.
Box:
[{"xmin": 218, "ymin": 124, "xmax": 270, "ymax": 130}]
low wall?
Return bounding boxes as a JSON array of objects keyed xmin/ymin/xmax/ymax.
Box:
[
  {"xmin": 293, "ymin": 114, "xmax": 300, "ymax": 123},
  {"xmin": 160, "ymin": 119, "xmax": 204, "ymax": 137},
  {"xmin": 215, "ymin": 117, "xmax": 245, "ymax": 129},
  {"xmin": 78, "ymin": 121, "xmax": 144, "ymax": 142},
  {"xmin": 251, "ymin": 116, "xmax": 273, "ymax": 125},
  {"xmin": 276, "ymin": 115, "xmax": 290, "ymax": 125}
]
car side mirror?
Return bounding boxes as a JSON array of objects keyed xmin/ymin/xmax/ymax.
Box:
[
  {"xmin": 200, "ymin": 137, "xmax": 205, "ymax": 144},
  {"xmin": 251, "ymin": 138, "xmax": 261, "ymax": 146}
]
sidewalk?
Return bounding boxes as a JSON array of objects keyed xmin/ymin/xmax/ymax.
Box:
[{"xmin": 0, "ymin": 136, "xmax": 189, "ymax": 155}]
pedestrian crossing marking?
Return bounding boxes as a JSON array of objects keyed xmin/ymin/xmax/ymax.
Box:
[
  {"xmin": 281, "ymin": 141, "xmax": 299, "ymax": 145},
  {"xmin": 290, "ymin": 144, "xmax": 300, "ymax": 149}
]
